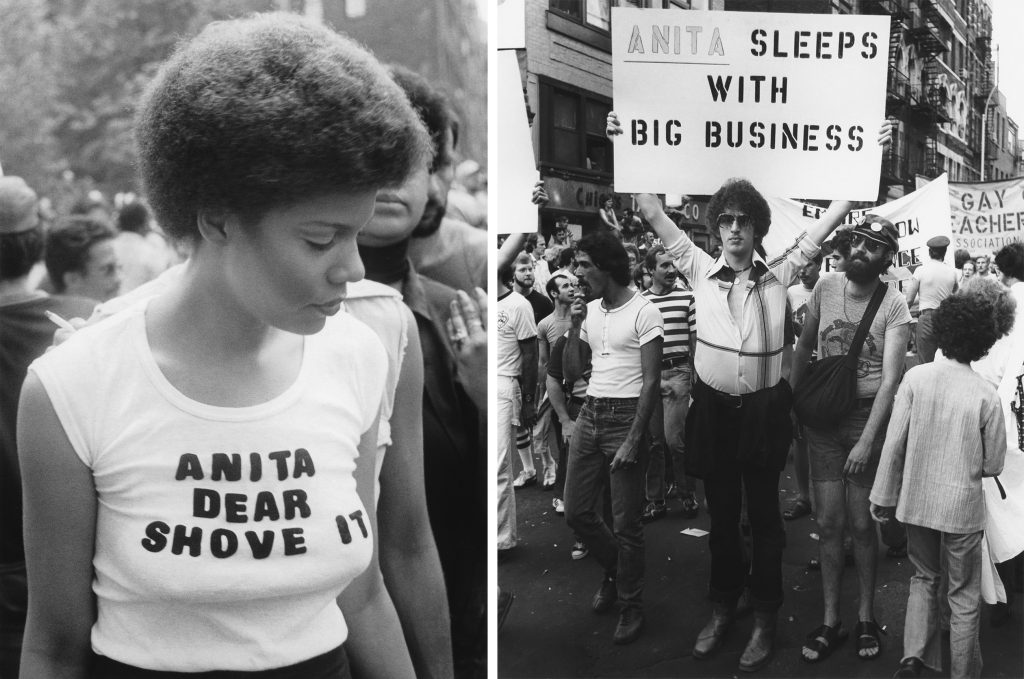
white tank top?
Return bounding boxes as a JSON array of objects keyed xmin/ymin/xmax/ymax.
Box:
[{"xmin": 29, "ymin": 302, "xmax": 386, "ymax": 671}]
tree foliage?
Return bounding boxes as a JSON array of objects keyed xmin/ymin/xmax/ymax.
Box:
[{"xmin": 2, "ymin": 0, "xmax": 273, "ymax": 204}]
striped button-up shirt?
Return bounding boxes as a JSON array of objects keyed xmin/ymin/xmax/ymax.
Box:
[{"xmin": 664, "ymin": 230, "xmax": 819, "ymax": 394}]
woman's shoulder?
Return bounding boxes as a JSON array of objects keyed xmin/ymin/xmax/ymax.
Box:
[{"xmin": 33, "ymin": 305, "xmax": 141, "ymax": 377}]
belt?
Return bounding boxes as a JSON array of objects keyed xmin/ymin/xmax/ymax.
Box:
[
  {"xmin": 568, "ymin": 395, "xmax": 586, "ymax": 407},
  {"xmin": 661, "ymin": 354, "xmax": 690, "ymax": 369},
  {"xmin": 854, "ymin": 397, "xmax": 875, "ymax": 409}
]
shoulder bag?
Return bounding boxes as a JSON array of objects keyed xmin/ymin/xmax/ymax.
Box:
[{"xmin": 793, "ymin": 282, "xmax": 887, "ymax": 430}]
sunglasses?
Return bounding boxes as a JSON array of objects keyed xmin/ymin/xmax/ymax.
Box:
[
  {"xmin": 850, "ymin": 233, "xmax": 886, "ymax": 253},
  {"xmin": 716, "ymin": 213, "xmax": 752, "ymax": 230}
]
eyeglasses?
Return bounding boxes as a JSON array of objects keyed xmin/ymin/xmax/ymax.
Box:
[
  {"xmin": 716, "ymin": 213, "xmax": 752, "ymax": 230},
  {"xmin": 850, "ymin": 233, "xmax": 885, "ymax": 253}
]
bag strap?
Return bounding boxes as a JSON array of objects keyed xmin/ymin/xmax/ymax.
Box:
[{"xmin": 844, "ymin": 283, "xmax": 888, "ymax": 368}]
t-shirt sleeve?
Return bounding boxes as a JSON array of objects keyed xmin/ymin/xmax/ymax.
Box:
[
  {"xmin": 886, "ymin": 287, "xmax": 913, "ymax": 327},
  {"xmin": 512, "ymin": 299, "xmax": 538, "ymax": 340},
  {"xmin": 636, "ymin": 302, "xmax": 665, "ymax": 345}
]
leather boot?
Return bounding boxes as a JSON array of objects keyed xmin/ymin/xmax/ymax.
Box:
[
  {"xmin": 692, "ymin": 604, "xmax": 734, "ymax": 659},
  {"xmin": 738, "ymin": 611, "xmax": 776, "ymax": 672}
]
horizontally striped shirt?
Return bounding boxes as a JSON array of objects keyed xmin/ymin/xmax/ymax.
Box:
[
  {"xmin": 664, "ymin": 230, "xmax": 819, "ymax": 394},
  {"xmin": 642, "ymin": 284, "xmax": 694, "ymax": 360}
]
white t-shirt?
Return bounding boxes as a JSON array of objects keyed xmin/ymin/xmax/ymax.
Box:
[
  {"xmin": 497, "ymin": 289, "xmax": 537, "ymax": 377},
  {"xmin": 30, "ymin": 303, "xmax": 386, "ymax": 671},
  {"xmin": 913, "ymin": 259, "xmax": 958, "ymax": 311},
  {"xmin": 580, "ymin": 291, "xmax": 663, "ymax": 398}
]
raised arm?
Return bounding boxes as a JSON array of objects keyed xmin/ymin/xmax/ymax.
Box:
[
  {"xmin": 18, "ymin": 374, "xmax": 97, "ymax": 679},
  {"xmin": 377, "ymin": 310, "xmax": 453, "ymax": 679}
]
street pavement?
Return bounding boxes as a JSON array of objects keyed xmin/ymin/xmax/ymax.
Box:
[{"xmin": 498, "ymin": 459, "xmax": 1024, "ymax": 678}]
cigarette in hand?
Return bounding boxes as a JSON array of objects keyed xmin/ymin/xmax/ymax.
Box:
[{"xmin": 44, "ymin": 310, "xmax": 78, "ymax": 333}]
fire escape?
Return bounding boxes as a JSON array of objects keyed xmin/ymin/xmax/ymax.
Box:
[
  {"xmin": 861, "ymin": 0, "xmax": 912, "ymax": 184},
  {"xmin": 906, "ymin": 0, "xmax": 948, "ymax": 179},
  {"xmin": 974, "ymin": 28, "xmax": 995, "ymax": 178}
]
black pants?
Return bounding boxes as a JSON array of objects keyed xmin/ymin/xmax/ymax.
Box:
[{"xmin": 91, "ymin": 645, "xmax": 350, "ymax": 679}]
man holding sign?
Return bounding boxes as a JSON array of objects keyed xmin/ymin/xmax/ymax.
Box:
[{"xmin": 606, "ymin": 112, "xmax": 892, "ymax": 672}]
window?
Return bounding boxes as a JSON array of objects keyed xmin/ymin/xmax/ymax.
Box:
[
  {"xmin": 549, "ymin": 0, "xmax": 611, "ymax": 32},
  {"xmin": 540, "ymin": 79, "xmax": 614, "ymax": 176}
]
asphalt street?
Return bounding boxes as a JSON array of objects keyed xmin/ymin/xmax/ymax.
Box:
[{"xmin": 498, "ymin": 458, "xmax": 1024, "ymax": 678}]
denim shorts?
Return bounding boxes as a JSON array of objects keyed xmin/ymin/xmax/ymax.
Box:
[{"xmin": 804, "ymin": 405, "xmax": 886, "ymax": 488}]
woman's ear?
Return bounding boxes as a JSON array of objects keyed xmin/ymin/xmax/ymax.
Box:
[{"xmin": 196, "ymin": 208, "xmax": 230, "ymax": 244}]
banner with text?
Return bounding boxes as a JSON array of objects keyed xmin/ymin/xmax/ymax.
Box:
[
  {"xmin": 949, "ymin": 176, "xmax": 1024, "ymax": 254},
  {"xmin": 762, "ymin": 173, "xmax": 952, "ymax": 275},
  {"xmin": 611, "ymin": 8, "xmax": 889, "ymax": 201}
]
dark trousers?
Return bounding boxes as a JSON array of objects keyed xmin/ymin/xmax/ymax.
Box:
[
  {"xmin": 704, "ymin": 464, "xmax": 785, "ymax": 612},
  {"xmin": 687, "ymin": 380, "xmax": 791, "ymax": 613}
]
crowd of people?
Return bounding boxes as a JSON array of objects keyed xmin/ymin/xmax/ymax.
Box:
[
  {"xmin": 2, "ymin": 12, "xmax": 486, "ymax": 679},
  {"xmin": 497, "ymin": 112, "xmax": 1024, "ymax": 679}
]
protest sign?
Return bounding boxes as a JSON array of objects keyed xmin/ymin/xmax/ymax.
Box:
[
  {"xmin": 496, "ymin": 49, "xmax": 538, "ymax": 234},
  {"xmin": 762, "ymin": 173, "xmax": 952, "ymax": 276},
  {"xmin": 497, "ymin": 0, "xmax": 525, "ymax": 50},
  {"xmin": 949, "ymin": 176, "xmax": 1024, "ymax": 254},
  {"xmin": 611, "ymin": 8, "xmax": 889, "ymax": 201}
]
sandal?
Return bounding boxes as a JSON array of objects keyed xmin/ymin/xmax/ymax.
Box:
[
  {"xmin": 854, "ymin": 619, "xmax": 885, "ymax": 660},
  {"xmin": 800, "ymin": 622, "xmax": 847, "ymax": 663},
  {"xmin": 783, "ymin": 497, "xmax": 812, "ymax": 521}
]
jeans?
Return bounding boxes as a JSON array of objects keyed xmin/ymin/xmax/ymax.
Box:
[
  {"xmin": 496, "ymin": 375, "xmax": 519, "ymax": 550},
  {"xmin": 704, "ymin": 464, "xmax": 785, "ymax": 612},
  {"xmin": 646, "ymin": 363, "xmax": 693, "ymax": 501},
  {"xmin": 565, "ymin": 397, "xmax": 647, "ymax": 611},
  {"xmin": 903, "ymin": 524, "xmax": 983, "ymax": 678}
]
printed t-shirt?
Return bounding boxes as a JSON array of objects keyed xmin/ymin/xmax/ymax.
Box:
[
  {"xmin": 29, "ymin": 301, "xmax": 386, "ymax": 671},
  {"xmin": 497, "ymin": 290, "xmax": 537, "ymax": 378},
  {"xmin": 807, "ymin": 273, "xmax": 912, "ymax": 399},
  {"xmin": 579, "ymin": 291, "xmax": 663, "ymax": 398}
]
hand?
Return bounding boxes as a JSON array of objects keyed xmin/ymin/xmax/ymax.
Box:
[
  {"xmin": 531, "ymin": 180, "xmax": 549, "ymax": 207},
  {"xmin": 609, "ymin": 439, "xmax": 639, "ymax": 473},
  {"xmin": 560, "ymin": 418, "xmax": 575, "ymax": 446},
  {"xmin": 520, "ymin": 400, "xmax": 537, "ymax": 429},
  {"xmin": 48, "ymin": 317, "xmax": 88, "ymax": 352},
  {"xmin": 877, "ymin": 117, "xmax": 896, "ymax": 149},
  {"xmin": 606, "ymin": 111, "xmax": 623, "ymax": 139},
  {"xmin": 870, "ymin": 503, "xmax": 895, "ymax": 524},
  {"xmin": 633, "ymin": 193, "xmax": 663, "ymax": 220},
  {"xmin": 447, "ymin": 288, "xmax": 487, "ymax": 409},
  {"xmin": 843, "ymin": 439, "xmax": 872, "ymax": 477},
  {"xmin": 569, "ymin": 292, "xmax": 588, "ymax": 327}
]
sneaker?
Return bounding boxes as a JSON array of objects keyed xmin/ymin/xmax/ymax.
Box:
[
  {"xmin": 640, "ymin": 500, "xmax": 667, "ymax": 523},
  {"xmin": 571, "ymin": 540, "xmax": 588, "ymax": 560},
  {"xmin": 613, "ymin": 607, "xmax": 645, "ymax": 644},
  {"xmin": 592, "ymin": 577, "xmax": 616, "ymax": 613},
  {"xmin": 680, "ymin": 492, "xmax": 700, "ymax": 519},
  {"xmin": 552, "ymin": 497, "xmax": 565, "ymax": 515},
  {"xmin": 513, "ymin": 471, "xmax": 537, "ymax": 489}
]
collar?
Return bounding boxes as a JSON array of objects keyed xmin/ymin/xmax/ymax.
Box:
[{"xmin": 706, "ymin": 251, "xmax": 769, "ymax": 283}]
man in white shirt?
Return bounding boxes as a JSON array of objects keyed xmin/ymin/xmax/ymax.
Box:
[
  {"xmin": 563, "ymin": 231, "xmax": 663, "ymax": 646},
  {"xmin": 904, "ymin": 235, "xmax": 958, "ymax": 363},
  {"xmin": 496, "ymin": 265, "xmax": 539, "ymax": 554}
]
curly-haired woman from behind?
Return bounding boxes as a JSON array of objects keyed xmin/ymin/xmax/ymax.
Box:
[
  {"xmin": 868, "ymin": 285, "xmax": 1015, "ymax": 679},
  {"xmin": 18, "ymin": 13, "xmax": 433, "ymax": 679}
]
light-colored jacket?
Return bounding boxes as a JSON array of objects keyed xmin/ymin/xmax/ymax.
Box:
[{"xmin": 871, "ymin": 355, "xmax": 1005, "ymax": 533}]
